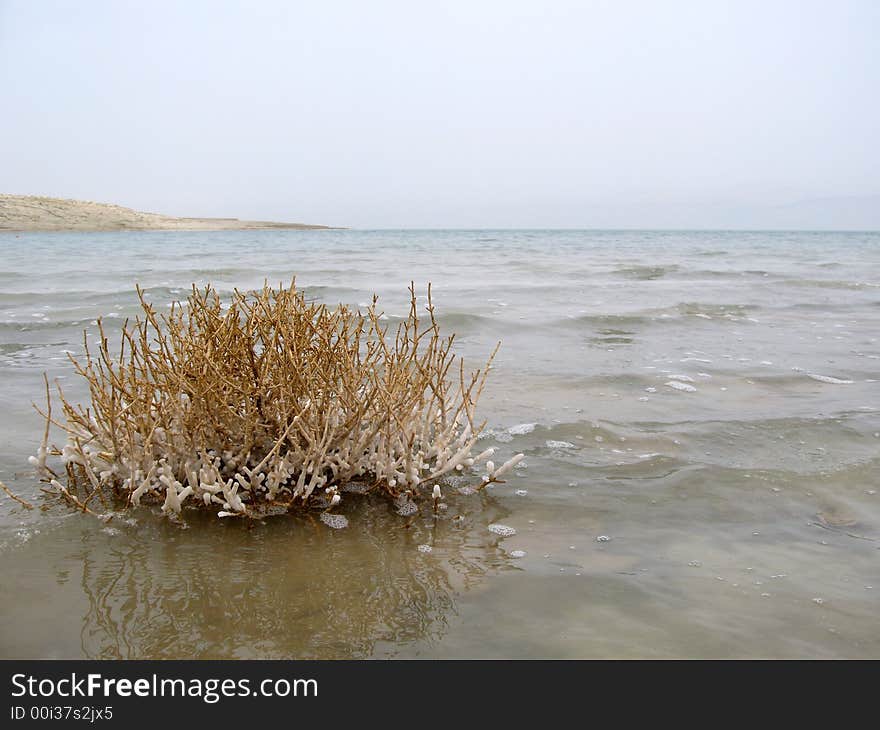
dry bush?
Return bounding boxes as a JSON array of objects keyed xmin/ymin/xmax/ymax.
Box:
[{"xmin": 30, "ymin": 282, "xmax": 523, "ymax": 525}]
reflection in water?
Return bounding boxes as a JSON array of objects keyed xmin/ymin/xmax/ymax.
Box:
[{"xmin": 77, "ymin": 493, "xmax": 513, "ymax": 659}]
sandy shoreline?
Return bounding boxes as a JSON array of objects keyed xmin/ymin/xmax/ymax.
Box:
[{"xmin": 0, "ymin": 194, "xmax": 335, "ymax": 231}]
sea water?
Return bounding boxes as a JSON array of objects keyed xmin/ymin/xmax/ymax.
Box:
[{"xmin": 0, "ymin": 229, "xmax": 878, "ymax": 658}]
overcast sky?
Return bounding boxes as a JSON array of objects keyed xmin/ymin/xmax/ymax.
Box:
[{"xmin": 1, "ymin": 0, "xmax": 878, "ymax": 228}]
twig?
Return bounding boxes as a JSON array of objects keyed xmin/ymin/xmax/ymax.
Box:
[{"xmin": 0, "ymin": 478, "xmax": 33, "ymax": 509}]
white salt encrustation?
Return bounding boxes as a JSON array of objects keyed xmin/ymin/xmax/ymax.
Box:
[
  {"xmin": 488, "ymin": 523, "xmax": 517, "ymax": 537},
  {"xmin": 28, "ymin": 282, "xmax": 524, "ymax": 526},
  {"xmin": 320, "ymin": 513, "xmax": 349, "ymax": 529}
]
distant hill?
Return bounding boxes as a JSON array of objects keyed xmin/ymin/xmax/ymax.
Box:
[{"xmin": 0, "ymin": 194, "xmax": 334, "ymax": 231}]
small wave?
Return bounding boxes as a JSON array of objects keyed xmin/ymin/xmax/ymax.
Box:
[
  {"xmin": 745, "ymin": 372, "xmax": 864, "ymax": 388},
  {"xmin": 299, "ymin": 284, "xmax": 367, "ymax": 298},
  {"xmin": 180, "ymin": 267, "xmax": 271, "ymax": 279},
  {"xmin": 559, "ymin": 313, "xmax": 650, "ymax": 329},
  {"xmin": 589, "ymin": 327, "xmax": 636, "ymax": 347},
  {"xmin": 434, "ymin": 311, "xmax": 494, "ymax": 329},
  {"xmin": 668, "ymin": 268, "xmax": 739, "ymax": 280},
  {"xmin": 665, "ymin": 381, "xmax": 697, "ymax": 392},
  {"xmin": 611, "ymin": 264, "xmax": 679, "ymax": 280},
  {"xmin": 0, "ymin": 285, "xmax": 203, "ymax": 308},
  {"xmin": 0, "ymin": 343, "xmax": 37, "ymax": 356},
  {"xmin": 482, "ymin": 421, "xmax": 539, "ymax": 443},
  {"xmin": 806, "ymin": 373, "xmax": 854, "ymax": 385},
  {"xmin": 675, "ymin": 302, "xmax": 758, "ymax": 319},
  {"xmin": 782, "ymin": 278, "xmax": 879, "ymax": 291},
  {"xmin": 559, "ymin": 303, "xmax": 760, "ymax": 329},
  {"xmin": 0, "ymin": 319, "xmax": 93, "ymax": 334}
]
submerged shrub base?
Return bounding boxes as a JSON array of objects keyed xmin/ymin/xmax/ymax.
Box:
[{"xmin": 31, "ymin": 282, "xmax": 522, "ymax": 523}]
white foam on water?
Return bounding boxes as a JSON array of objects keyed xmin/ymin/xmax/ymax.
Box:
[
  {"xmin": 681, "ymin": 357, "xmax": 712, "ymax": 363},
  {"xmin": 668, "ymin": 374, "xmax": 695, "ymax": 382},
  {"xmin": 508, "ymin": 422, "xmax": 537, "ymax": 436},
  {"xmin": 806, "ymin": 373, "xmax": 854, "ymax": 384},
  {"xmin": 488, "ymin": 523, "xmax": 517, "ymax": 537},
  {"xmin": 320, "ymin": 513, "xmax": 349, "ymax": 529},
  {"xmin": 515, "ymin": 489, "xmax": 528, "ymax": 496},
  {"xmin": 665, "ymin": 381, "xmax": 697, "ymax": 392},
  {"xmin": 509, "ymin": 549, "xmax": 526, "ymax": 558},
  {"xmin": 417, "ymin": 544, "xmax": 433, "ymax": 553},
  {"xmin": 546, "ymin": 440, "xmax": 576, "ymax": 449},
  {"xmin": 596, "ymin": 535, "xmax": 610, "ymax": 542}
]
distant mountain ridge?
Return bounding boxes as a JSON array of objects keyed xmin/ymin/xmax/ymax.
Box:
[{"xmin": 0, "ymin": 194, "xmax": 333, "ymax": 231}]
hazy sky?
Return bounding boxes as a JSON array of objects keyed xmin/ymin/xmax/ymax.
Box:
[{"xmin": 1, "ymin": 0, "xmax": 878, "ymax": 228}]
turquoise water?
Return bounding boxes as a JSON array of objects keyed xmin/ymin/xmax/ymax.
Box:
[{"xmin": 1, "ymin": 229, "xmax": 879, "ymax": 657}]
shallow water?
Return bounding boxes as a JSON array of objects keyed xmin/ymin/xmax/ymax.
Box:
[{"xmin": 1, "ymin": 229, "xmax": 878, "ymax": 658}]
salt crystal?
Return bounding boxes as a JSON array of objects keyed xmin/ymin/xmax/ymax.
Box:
[
  {"xmin": 396, "ymin": 501, "xmax": 418, "ymax": 516},
  {"xmin": 320, "ymin": 513, "xmax": 349, "ymax": 529},
  {"xmin": 488, "ymin": 523, "xmax": 516, "ymax": 537}
]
